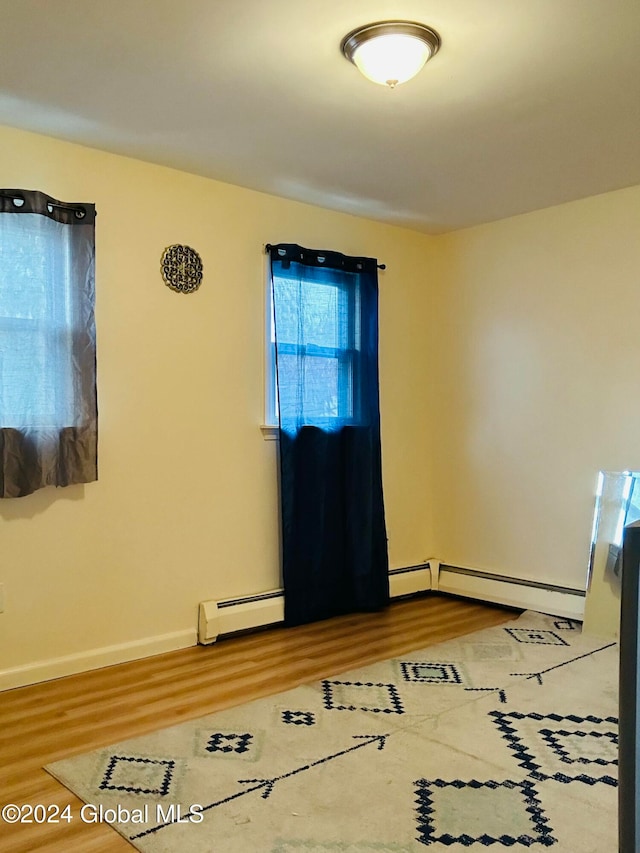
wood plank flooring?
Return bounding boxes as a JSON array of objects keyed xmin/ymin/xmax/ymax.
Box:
[{"xmin": 0, "ymin": 593, "xmax": 518, "ymax": 852}]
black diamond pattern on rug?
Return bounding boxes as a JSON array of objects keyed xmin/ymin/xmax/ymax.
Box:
[
  {"xmin": 539, "ymin": 728, "xmax": 618, "ymax": 766},
  {"xmin": 415, "ymin": 777, "xmax": 555, "ymax": 847},
  {"xmin": 400, "ymin": 661, "xmax": 463, "ymax": 684},
  {"xmin": 282, "ymin": 710, "xmax": 316, "ymax": 726},
  {"xmin": 505, "ymin": 628, "xmax": 569, "ymax": 646},
  {"xmin": 490, "ymin": 710, "xmax": 618, "ymax": 786},
  {"xmin": 206, "ymin": 733, "xmax": 253, "ymax": 755},
  {"xmin": 322, "ymin": 680, "xmax": 404, "ymax": 714},
  {"xmin": 99, "ymin": 755, "xmax": 175, "ymax": 796}
]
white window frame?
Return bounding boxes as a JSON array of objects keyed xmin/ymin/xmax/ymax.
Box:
[{"xmin": 262, "ymin": 258, "xmax": 278, "ymax": 437}]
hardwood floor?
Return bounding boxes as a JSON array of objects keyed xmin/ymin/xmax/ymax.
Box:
[{"xmin": 0, "ymin": 593, "xmax": 518, "ymax": 852}]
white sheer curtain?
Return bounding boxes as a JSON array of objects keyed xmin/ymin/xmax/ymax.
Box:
[{"xmin": 0, "ymin": 190, "xmax": 97, "ymax": 498}]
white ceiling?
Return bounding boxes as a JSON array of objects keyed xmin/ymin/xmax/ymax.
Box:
[{"xmin": 1, "ymin": 0, "xmax": 639, "ymax": 233}]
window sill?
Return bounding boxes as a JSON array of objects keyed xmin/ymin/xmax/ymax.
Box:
[{"xmin": 260, "ymin": 424, "xmax": 279, "ymax": 440}]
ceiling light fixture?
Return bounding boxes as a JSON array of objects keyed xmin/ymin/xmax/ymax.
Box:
[{"xmin": 341, "ymin": 21, "xmax": 441, "ymax": 89}]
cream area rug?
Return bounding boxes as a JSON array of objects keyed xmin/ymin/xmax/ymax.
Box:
[{"xmin": 46, "ymin": 610, "xmax": 618, "ymax": 852}]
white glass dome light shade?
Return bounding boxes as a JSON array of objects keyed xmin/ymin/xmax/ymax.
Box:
[
  {"xmin": 342, "ymin": 22, "xmax": 441, "ymax": 88},
  {"xmin": 353, "ymin": 34, "xmax": 430, "ymax": 87}
]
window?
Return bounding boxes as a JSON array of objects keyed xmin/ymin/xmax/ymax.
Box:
[
  {"xmin": 1, "ymin": 213, "xmax": 77, "ymax": 428},
  {"xmin": 0, "ymin": 190, "xmax": 97, "ymax": 498},
  {"xmin": 267, "ymin": 256, "xmax": 362, "ymax": 429},
  {"xmin": 266, "ymin": 242, "xmax": 387, "ymax": 626}
]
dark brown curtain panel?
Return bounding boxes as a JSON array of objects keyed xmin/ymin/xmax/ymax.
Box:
[{"xmin": 0, "ymin": 189, "xmax": 97, "ymax": 498}]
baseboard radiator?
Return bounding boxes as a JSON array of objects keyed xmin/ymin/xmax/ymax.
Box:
[
  {"xmin": 198, "ymin": 561, "xmax": 586, "ymax": 645},
  {"xmin": 198, "ymin": 563, "xmax": 432, "ymax": 644},
  {"xmin": 437, "ymin": 564, "xmax": 586, "ymax": 621}
]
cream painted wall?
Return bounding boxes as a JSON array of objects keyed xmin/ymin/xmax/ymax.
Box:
[
  {"xmin": 3, "ymin": 122, "xmax": 638, "ymax": 681},
  {"xmin": 0, "ymin": 125, "xmax": 439, "ymax": 676},
  {"xmin": 432, "ymin": 185, "xmax": 640, "ymax": 590}
]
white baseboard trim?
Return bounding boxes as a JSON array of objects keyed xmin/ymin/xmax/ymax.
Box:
[
  {"xmin": 0, "ymin": 629, "xmax": 197, "ymax": 692},
  {"xmin": 438, "ymin": 564, "xmax": 585, "ymax": 620},
  {"xmin": 2, "ymin": 562, "xmax": 584, "ymax": 692}
]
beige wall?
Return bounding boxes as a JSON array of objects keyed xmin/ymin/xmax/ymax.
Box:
[
  {"xmin": 2, "ymin": 123, "xmax": 639, "ymax": 682},
  {"xmin": 431, "ymin": 184, "xmax": 640, "ymax": 590},
  {"xmin": 0, "ymin": 125, "xmax": 439, "ymax": 678}
]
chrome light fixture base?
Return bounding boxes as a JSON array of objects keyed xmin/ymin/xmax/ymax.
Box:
[{"xmin": 341, "ymin": 21, "xmax": 441, "ymax": 88}]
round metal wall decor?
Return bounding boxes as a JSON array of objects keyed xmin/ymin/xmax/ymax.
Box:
[{"xmin": 161, "ymin": 244, "xmax": 203, "ymax": 294}]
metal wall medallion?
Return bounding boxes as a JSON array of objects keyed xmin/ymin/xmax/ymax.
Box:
[{"xmin": 161, "ymin": 244, "xmax": 203, "ymax": 294}]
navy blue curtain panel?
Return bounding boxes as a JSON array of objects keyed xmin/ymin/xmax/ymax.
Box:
[{"xmin": 268, "ymin": 243, "xmax": 389, "ymax": 627}]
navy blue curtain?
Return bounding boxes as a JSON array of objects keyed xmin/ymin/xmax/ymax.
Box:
[{"xmin": 269, "ymin": 243, "xmax": 389, "ymax": 627}]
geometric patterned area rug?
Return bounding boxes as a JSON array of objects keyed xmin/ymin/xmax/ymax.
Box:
[{"xmin": 45, "ymin": 610, "xmax": 618, "ymax": 852}]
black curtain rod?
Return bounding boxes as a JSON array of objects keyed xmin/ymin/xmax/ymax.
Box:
[
  {"xmin": 265, "ymin": 243, "xmax": 386, "ymax": 270},
  {"xmin": 0, "ymin": 190, "xmax": 90, "ymax": 218}
]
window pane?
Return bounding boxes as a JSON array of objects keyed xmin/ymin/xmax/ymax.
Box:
[
  {"xmin": 277, "ymin": 353, "xmax": 355, "ymax": 421},
  {"xmin": 270, "ymin": 262, "xmax": 361, "ymax": 428},
  {"xmin": 0, "ymin": 213, "xmax": 75, "ymax": 427},
  {"xmin": 0, "ymin": 215, "xmax": 71, "ymax": 321},
  {"xmin": 273, "ymin": 277, "xmax": 349, "ymax": 349}
]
